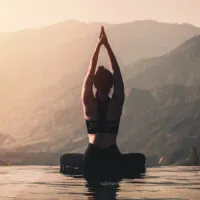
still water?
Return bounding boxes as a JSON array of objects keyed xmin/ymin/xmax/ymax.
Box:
[{"xmin": 0, "ymin": 166, "xmax": 200, "ymax": 200}]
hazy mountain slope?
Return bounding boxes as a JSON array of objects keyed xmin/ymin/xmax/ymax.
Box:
[
  {"xmin": 0, "ymin": 20, "xmax": 105, "ymax": 51},
  {"xmin": 1, "ymin": 20, "xmax": 200, "ymax": 165},
  {"xmin": 0, "ymin": 132, "xmax": 16, "ymax": 147},
  {"xmin": 127, "ymin": 35, "xmax": 200, "ymax": 89},
  {"xmin": 12, "ymin": 32, "xmax": 200, "ymax": 152},
  {"xmin": 1, "ymin": 20, "xmax": 199, "ymax": 63},
  {"xmin": 118, "ymin": 85, "xmax": 200, "ymax": 166},
  {"xmin": 1, "ymin": 20, "xmax": 200, "ymax": 136},
  {"xmin": 108, "ymin": 20, "xmax": 200, "ymax": 65},
  {"xmin": 3, "ymin": 84, "xmax": 200, "ymax": 166}
]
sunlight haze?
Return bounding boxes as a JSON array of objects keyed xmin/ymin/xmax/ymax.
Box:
[{"xmin": 0, "ymin": 0, "xmax": 200, "ymax": 31}]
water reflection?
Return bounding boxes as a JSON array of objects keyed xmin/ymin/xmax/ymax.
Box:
[
  {"xmin": 0, "ymin": 166, "xmax": 200, "ymax": 200},
  {"xmin": 85, "ymin": 180, "xmax": 120, "ymax": 200},
  {"xmin": 83, "ymin": 173, "xmax": 146, "ymax": 200}
]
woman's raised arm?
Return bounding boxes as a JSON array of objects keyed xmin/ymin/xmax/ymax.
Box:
[
  {"xmin": 102, "ymin": 27, "xmax": 125, "ymax": 103},
  {"xmin": 82, "ymin": 29, "xmax": 103, "ymax": 105}
]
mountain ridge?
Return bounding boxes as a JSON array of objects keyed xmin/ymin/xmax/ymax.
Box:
[
  {"xmin": 126, "ymin": 34, "xmax": 200, "ymax": 89},
  {"xmin": 1, "ymin": 20, "xmax": 200, "ymax": 166}
]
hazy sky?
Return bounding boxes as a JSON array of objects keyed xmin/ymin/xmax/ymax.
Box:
[{"xmin": 0, "ymin": 0, "xmax": 200, "ymax": 31}]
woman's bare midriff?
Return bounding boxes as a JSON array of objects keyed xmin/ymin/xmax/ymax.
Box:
[{"xmin": 88, "ymin": 133, "xmax": 117, "ymax": 148}]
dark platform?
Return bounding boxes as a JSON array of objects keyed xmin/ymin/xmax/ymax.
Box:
[{"xmin": 60, "ymin": 153, "xmax": 146, "ymax": 180}]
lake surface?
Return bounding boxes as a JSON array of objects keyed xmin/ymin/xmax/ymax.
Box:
[{"xmin": 0, "ymin": 166, "xmax": 200, "ymax": 200}]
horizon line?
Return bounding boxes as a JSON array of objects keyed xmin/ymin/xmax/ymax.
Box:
[{"xmin": 1, "ymin": 18, "xmax": 200, "ymax": 33}]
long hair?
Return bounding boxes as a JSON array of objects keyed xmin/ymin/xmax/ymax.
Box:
[{"xmin": 94, "ymin": 66, "xmax": 113, "ymax": 93}]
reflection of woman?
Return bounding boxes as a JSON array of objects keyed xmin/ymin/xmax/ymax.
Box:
[
  {"xmin": 82, "ymin": 26, "xmax": 125, "ymax": 177},
  {"xmin": 85, "ymin": 181, "xmax": 119, "ymax": 200}
]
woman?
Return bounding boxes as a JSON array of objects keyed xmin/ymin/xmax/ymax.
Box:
[{"xmin": 82, "ymin": 26, "xmax": 125, "ymax": 177}]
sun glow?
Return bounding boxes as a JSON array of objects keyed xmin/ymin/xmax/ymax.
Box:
[
  {"xmin": 0, "ymin": 0, "xmax": 83, "ymax": 31},
  {"xmin": 0, "ymin": 0, "xmax": 200, "ymax": 31}
]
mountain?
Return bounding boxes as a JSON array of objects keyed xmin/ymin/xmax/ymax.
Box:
[
  {"xmin": 1, "ymin": 20, "xmax": 200, "ymax": 165},
  {"xmin": 118, "ymin": 85, "xmax": 200, "ymax": 166},
  {"xmin": 1, "ymin": 20, "xmax": 200, "ymax": 136},
  {"xmin": 3, "ymin": 84, "xmax": 200, "ymax": 166},
  {"xmin": 126, "ymin": 34, "xmax": 200, "ymax": 89},
  {"xmin": 0, "ymin": 132, "xmax": 16, "ymax": 147},
  {"xmin": 108, "ymin": 20, "xmax": 200, "ymax": 65}
]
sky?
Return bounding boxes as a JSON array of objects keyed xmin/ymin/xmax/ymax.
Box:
[{"xmin": 0, "ymin": 0, "xmax": 200, "ymax": 31}]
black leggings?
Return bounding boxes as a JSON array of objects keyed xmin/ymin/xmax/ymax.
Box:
[
  {"xmin": 84, "ymin": 143, "xmax": 121, "ymax": 176},
  {"xmin": 84, "ymin": 143, "xmax": 146, "ymax": 179}
]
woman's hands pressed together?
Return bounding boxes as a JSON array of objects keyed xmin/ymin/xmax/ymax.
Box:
[{"xmin": 98, "ymin": 26, "xmax": 109, "ymax": 47}]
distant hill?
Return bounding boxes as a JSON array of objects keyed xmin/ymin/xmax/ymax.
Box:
[
  {"xmin": 1, "ymin": 20, "xmax": 200, "ymax": 166},
  {"xmin": 118, "ymin": 85, "xmax": 200, "ymax": 166},
  {"xmin": 1, "ymin": 20, "xmax": 200, "ymax": 136},
  {"xmin": 126, "ymin": 34, "xmax": 200, "ymax": 88},
  {"xmin": 3, "ymin": 84, "xmax": 200, "ymax": 166},
  {"xmin": 109, "ymin": 20, "xmax": 200, "ymax": 65}
]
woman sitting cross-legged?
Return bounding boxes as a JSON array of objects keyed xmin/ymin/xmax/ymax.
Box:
[
  {"xmin": 60, "ymin": 26, "xmax": 145, "ymax": 179},
  {"xmin": 82, "ymin": 26, "xmax": 126, "ymax": 178}
]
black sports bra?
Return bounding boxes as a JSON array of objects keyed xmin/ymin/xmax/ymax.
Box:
[{"xmin": 86, "ymin": 98, "xmax": 120, "ymax": 134}]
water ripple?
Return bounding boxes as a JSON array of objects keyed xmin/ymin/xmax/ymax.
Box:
[{"xmin": 0, "ymin": 166, "xmax": 199, "ymax": 200}]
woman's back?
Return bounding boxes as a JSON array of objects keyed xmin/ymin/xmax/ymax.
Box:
[
  {"xmin": 85, "ymin": 96, "xmax": 123, "ymax": 148},
  {"xmin": 82, "ymin": 26, "xmax": 124, "ymax": 148}
]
